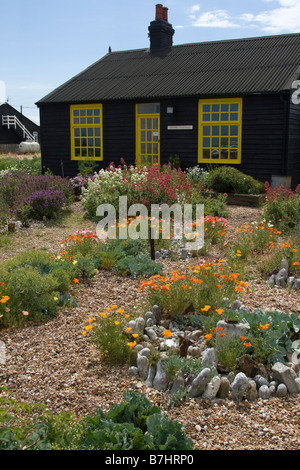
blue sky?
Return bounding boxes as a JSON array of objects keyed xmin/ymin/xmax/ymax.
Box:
[{"xmin": 1, "ymin": 0, "xmax": 300, "ymax": 124}]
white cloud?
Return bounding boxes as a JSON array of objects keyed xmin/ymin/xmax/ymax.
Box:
[
  {"xmin": 191, "ymin": 9, "xmax": 239, "ymax": 28},
  {"xmin": 187, "ymin": 0, "xmax": 300, "ymax": 33},
  {"xmin": 252, "ymin": 0, "xmax": 300, "ymax": 33}
]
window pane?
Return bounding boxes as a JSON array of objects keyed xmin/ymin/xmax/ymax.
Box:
[
  {"xmin": 203, "ymin": 149, "xmax": 210, "ymax": 159},
  {"xmin": 230, "ymin": 125, "xmax": 238, "ymax": 136},
  {"xmin": 94, "ymin": 117, "xmax": 100, "ymax": 124},
  {"xmin": 147, "ymin": 131, "xmax": 152, "ymax": 141},
  {"xmin": 80, "ymin": 109, "xmax": 86, "ymax": 116},
  {"xmin": 212, "ymin": 113, "xmax": 219, "ymax": 121},
  {"xmin": 203, "ymin": 114, "xmax": 210, "ymax": 121},
  {"xmin": 230, "ymin": 103, "xmax": 238, "ymax": 112},
  {"xmin": 221, "ymin": 113, "xmax": 228, "ymax": 121},
  {"xmin": 230, "ymin": 113, "xmax": 238, "ymax": 121},
  {"xmin": 203, "ymin": 105, "xmax": 210, "ymax": 112},
  {"xmin": 203, "ymin": 126, "xmax": 210, "ymax": 136},
  {"xmin": 88, "ymin": 138, "xmax": 93, "ymax": 146},
  {"xmin": 141, "ymin": 131, "xmax": 146, "ymax": 142},
  {"xmin": 221, "ymin": 137, "xmax": 228, "ymax": 147},
  {"xmin": 95, "ymin": 128, "xmax": 101, "ymax": 136},
  {"xmin": 212, "ymin": 126, "xmax": 219, "ymax": 136},
  {"xmin": 138, "ymin": 103, "xmax": 160, "ymax": 114},
  {"xmin": 153, "ymin": 118, "xmax": 158, "ymax": 129},
  {"xmin": 147, "ymin": 143, "xmax": 152, "ymax": 154},
  {"xmin": 80, "ymin": 118, "xmax": 86, "ymax": 125},
  {"xmin": 221, "ymin": 126, "xmax": 229, "ymax": 136},
  {"xmin": 73, "ymin": 110, "xmax": 79, "ymax": 117},
  {"xmin": 212, "ymin": 137, "xmax": 219, "ymax": 147},
  {"xmin": 74, "ymin": 128, "xmax": 80, "ymax": 137},
  {"xmin": 203, "ymin": 137, "xmax": 210, "ymax": 147},
  {"xmin": 221, "ymin": 104, "xmax": 229, "ymax": 112},
  {"xmin": 147, "ymin": 119, "xmax": 152, "ymax": 130},
  {"xmin": 212, "ymin": 104, "xmax": 219, "ymax": 112},
  {"xmin": 88, "ymin": 128, "xmax": 94, "ymax": 137},
  {"xmin": 87, "ymin": 109, "xmax": 93, "ymax": 116},
  {"xmin": 211, "ymin": 149, "xmax": 219, "ymax": 159},
  {"xmin": 221, "ymin": 149, "xmax": 228, "ymax": 159},
  {"xmin": 73, "ymin": 118, "xmax": 79, "ymax": 124}
]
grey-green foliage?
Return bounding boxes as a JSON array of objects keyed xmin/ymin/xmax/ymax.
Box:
[{"xmin": 0, "ymin": 389, "xmax": 194, "ymax": 450}]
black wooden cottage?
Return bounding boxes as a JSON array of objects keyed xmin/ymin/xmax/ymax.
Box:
[
  {"xmin": 37, "ymin": 4, "xmax": 300, "ymax": 188},
  {"xmin": 0, "ymin": 102, "xmax": 40, "ymax": 152}
]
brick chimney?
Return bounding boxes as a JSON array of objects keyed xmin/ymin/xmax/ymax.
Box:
[{"xmin": 148, "ymin": 4, "xmax": 175, "ymax": 53}]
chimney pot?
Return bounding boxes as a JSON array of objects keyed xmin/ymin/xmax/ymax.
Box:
[
  {"xmin": 155, "ymin": 4, "xmax": 163, "ymax": 20},
  {"xmin": 162, "ymin": 7, "xmax": 168, "ymax": 21}
]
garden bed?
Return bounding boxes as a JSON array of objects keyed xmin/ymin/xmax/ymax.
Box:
[
  {"xmin": 208, "ymin": 191, "xmax": 265, "ymax": 207},
  {"xmin": 1, "ymin": 203, "xmax": 300, "ymax": 450}
]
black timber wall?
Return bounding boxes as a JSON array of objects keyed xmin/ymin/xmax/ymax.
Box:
[
  {"xmin": 39, "ymin": 93, "xmax": 289, "ymax": 183},
  {"xmin": 0, "ymin": 103, "xmax": 40, "ymax": 145},
  {"xmin": 287, "ymin": 99, "xmax": 300, "ymax": 188}
]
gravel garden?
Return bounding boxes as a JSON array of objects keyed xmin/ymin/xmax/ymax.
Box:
[{"xmin": 0, "ymin": 154, "xmax": 300, "ymax": 450}]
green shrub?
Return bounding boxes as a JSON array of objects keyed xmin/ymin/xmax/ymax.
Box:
[
  {"xmin": 263, "ymin": 182, "xmax": 300, "ymax": 232},
  {"xmin": 0, "ymin": 250, "xmax": 75, "ymax": 328},
  {"xmin": 1, "ymin": 387, "xmax": 193, "ymax": 450},
  {"xmin": 210, "ymin": 166, "xmax": 265, "ymax": 194},
  {"xmin": 115, "ymin": 253, "xmax": 163, "ymax": 279}
]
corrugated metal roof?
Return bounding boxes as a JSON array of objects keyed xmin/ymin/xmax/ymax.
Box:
[{"xmin": 37, "ymin": 33, "xmax": 300, "ymax": 104}]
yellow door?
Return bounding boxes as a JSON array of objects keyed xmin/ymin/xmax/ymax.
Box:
[{"xmin": 136, "ymin": 103, "xmax": 160, "ymax": 166}]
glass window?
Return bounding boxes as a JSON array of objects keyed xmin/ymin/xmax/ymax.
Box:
[
  {"xmin": 138, "ymin": 103, "xmax": 160, "ymax": 114},
  {"xmin": 70, "ymin": 104, "xmax": 103, "ymax": 161},
  {"xmin": 198, "ymin": 99, "xmax": 242, "ymax": 164}
]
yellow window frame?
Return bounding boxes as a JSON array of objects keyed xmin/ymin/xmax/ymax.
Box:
[
  {"xmin": 198, "ymin": 98, "xmax": 242, "ymax": 164},
  {"xmin": 135, "ymin": 103, "xmax": 160, "ymax": 167},
  {"xmin": 70, "ymin": 104, "xmax": 103, "ymax": 161}
]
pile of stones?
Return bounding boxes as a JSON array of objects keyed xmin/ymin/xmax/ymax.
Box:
[
  {"xmin": 127, "ymin": 303, "xmax": 300, "ymax": 403},
  {"xmin": 268, "ymin": 258, "xmax": 300, "ymax": 290}
]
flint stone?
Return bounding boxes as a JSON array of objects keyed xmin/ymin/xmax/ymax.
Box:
[
  {"xmin": 145, "ymin": 327, "xmax": 157, "ymax": 340},
  {"xmin": 292, "ymin": 279, "xmax": 300, "ymax": 291},
  {"xmin": 201, "ymin": 348, "xmax": 217, "ymax": 368},
  {"xmin": 277, "ymin": 383, "xmax": 287, "ymax": 397},
  {"xmin": 254, "ymin": 375, "xmax": 269, "ymax": 388},
  {"xmin": 281, "ymin": 258, "xmax": 289, "ymax": 272},
  {"xmin": 188, "ymin": 368, "xmax": 211, "ymax": 398},
  {"xmin": 153, "ymin": 360, "xmax": 169, "ymax": 392},
  {"xmin": 170, "ymin": 371, "xmax": 185, "ymax": 395},
  {"xmin": 271, "ymin": 362, "xmax": 299, "ymax": 394},
  {"xmin": 237, "ymin": 354, "xmax": 258, "ymax": 377},
  {"xmin": 246, "ymin": 379, "xmax": 258, "ymax": 401},
  {"xmin": 295, "ymin": 377, "xmax": 300, "ymax": 392},
  {"xmin": 202, "ymin": 375, "xmax": 221, "ymax": 400},
  {"xmin": 277, "ymin": 267, "xmax": 288, "ymax": 280},
  {"xmin": 231, "ymin": 300, "xmax": 242, "ymax": 310},
  {"xmin": 268, "ymin": 274, "xmax": 276, "ymax": 285},
  {"xmin": 258, "ymin": 385, "xmax": 271, "ymax": 400},
  {"xmin": 144, "ymin": 311, "xmax": 156, "ymax": 324},
  {"xmin": 135, "ymin": 317, "xmax": 146, "ymax": 336},
  {"xmin": 139, "ymin": 347, "xmax": 151, "ymax": 357},
  {"xmin": 216, "ymin": 320, "xmax": 248, "ymax": 340},
  {"xmin": 188, "ymin": 346, "xmax": 202, "ymax": 357},
  {"xmin": 230, "ymin": 372, "xmax": 249, "ymax": 402},
  {"xmin": 128, "ymin": 366, "xmax": 138, "ymax": 377},
  {"xmin": 217, "ymin": 377, "xmax": 230, "ymax": 399},
  {"xmin": 152, "ymin": 305, "xmax": 162, "ymax": 323},
  {"xmin": 137, "ymin": 354, "xmax": 149, "ymax": 380},
  {"xmin": 145, "ymin": 364, "xmax": 156, "ymax": 387}
]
